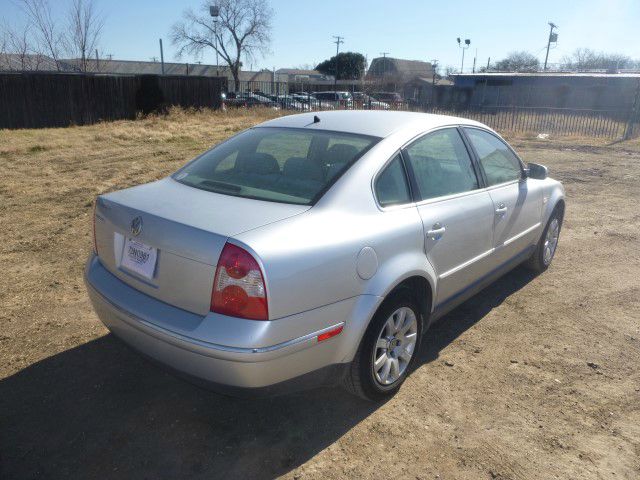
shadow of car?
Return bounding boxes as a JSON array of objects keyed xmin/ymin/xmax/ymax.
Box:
[{"xmin": 0, "ymin": 266, "xmax": 537, "ymax": 479}]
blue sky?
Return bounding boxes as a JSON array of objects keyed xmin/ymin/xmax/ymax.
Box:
[{"xmin": 2, "ymin": 0, "xmax": 639, "ymax": 71}]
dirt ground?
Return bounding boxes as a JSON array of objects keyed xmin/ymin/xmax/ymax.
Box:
[{"xmin": 1, "ymin": 110, "xmax": 639, "ymax": 480}]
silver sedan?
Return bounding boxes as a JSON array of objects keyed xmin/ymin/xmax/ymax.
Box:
[{"xmin": 85, "ymin": 111, "xmax": 565, "ymax": 400}]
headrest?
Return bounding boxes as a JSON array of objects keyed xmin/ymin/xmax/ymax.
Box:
[
  {"xmin": 235, "ymin": 153, "xmax": 279, "ymax": 174},
  {"xmin": 283, "ymin": 157, "xmax": 323, "ymax": 182},
  {"xmin": 326, "ymin": 143, "xmax": 359, "ymax": 165}
]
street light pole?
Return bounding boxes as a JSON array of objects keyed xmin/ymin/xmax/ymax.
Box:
[
  {"xmin": 544, "ymin": 22, "xmax": 558, "ymax": 71},
  {"xmin": 210, "ymin": 5, "xmax": 220, "ymax": 76},
  {"xmin": 333, "ymin": 35, "xmax": 344, "ymax": 89},
  {"xmin": 159, "ymin": 38, "xmax": 165, "ymax": 75},
  {"xmin": 457, "ymin": 37, "xmax": 471, "ymax": 73}
]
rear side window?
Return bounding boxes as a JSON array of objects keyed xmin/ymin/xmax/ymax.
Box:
[
  {"xmin": 375, "ymin": 155, "xmax": 411, "ymax": 207},
  {"xmin": 403, "ymin": 128, "xmax": 479, "ymax": 201},
  {"xmin": 464, "ymin": 128, "xmax": 522, "ymax": 186},
  {"xmin": 174, "ymin": 127, "xmax": 378, "ymax": 205}
]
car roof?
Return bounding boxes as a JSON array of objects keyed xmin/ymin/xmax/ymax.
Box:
[{"xmin": 257, "ymin": 110, "xmax": 486, "ymax": 138}]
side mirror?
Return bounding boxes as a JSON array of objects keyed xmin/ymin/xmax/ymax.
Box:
[{"xmin": 527, "ymin": 162, "xmax": 548, "ymax": 180}]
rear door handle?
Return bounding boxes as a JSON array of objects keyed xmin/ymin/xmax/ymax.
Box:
[
  {"xmin": 427, "ymin": 223, "xmax": 446, "ymax": 240},
  {"xmin": 495, "ymin": 203, "xmax": 508, "ymax": 215}
]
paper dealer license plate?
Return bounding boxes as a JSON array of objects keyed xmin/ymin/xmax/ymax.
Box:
[{"xmin": 121, "ymin": 238, "xmax": 157, "ymax": 280}]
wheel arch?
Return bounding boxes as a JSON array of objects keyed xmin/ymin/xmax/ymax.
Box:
[
  {"xmin": 383, "ymin": 275, "xmax": 433, "ymax": 327},
  {"xmin": 340, "ymin": 271, "xmax": 435, "ymax": 364},
  {"xmin": 543, "ymin": 182, "xmax": 566, "ymax": 225}
]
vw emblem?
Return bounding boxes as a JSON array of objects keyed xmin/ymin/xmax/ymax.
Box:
[{"xmin": 130, "ymin": 216, "xmax": 143, "ymax": 236}]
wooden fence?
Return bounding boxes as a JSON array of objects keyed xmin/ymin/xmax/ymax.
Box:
[{"xmin": 0, "ymin": 72, "xmax": 227, "ymax": 129}]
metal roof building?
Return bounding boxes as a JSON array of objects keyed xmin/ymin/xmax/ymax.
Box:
[
  {"xmin": 64, "ymin": 58, "xmax": 231, "ymax": 77},
  {"xmin": 449, "ymin": 72, "xmax": 640, "ymax": 109}
]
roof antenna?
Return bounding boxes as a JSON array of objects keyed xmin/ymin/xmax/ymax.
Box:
[{"xmin": 313, "ymin": 115, "xmax": 320, "ymax": 123}]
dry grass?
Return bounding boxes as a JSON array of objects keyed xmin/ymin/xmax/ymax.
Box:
[
  {"xmin": 1, "ymin": 109, "xmax": 639, "ymax": 480},
  {"xmin": 0, "ymin": 107, "xmax": 283, "ymax": 367}
]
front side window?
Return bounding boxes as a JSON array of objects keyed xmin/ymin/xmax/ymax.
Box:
[
  {"xmin": 174, "ymin": 127, "xmax": 378, "ymax": 205},
  {"xmin": 375, "ymin": 155, "xmax": 411, "ymax": 207},
  {"xmin": 403, "ymin": 128, "xmax": 479, "ymax": 201},
  {"xmin": 464, "ymin": 128, "xmax": 522, "ymax": 186}
]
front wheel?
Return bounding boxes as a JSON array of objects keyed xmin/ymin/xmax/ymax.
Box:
[
  {"xmin": 526, "ymin": 206, "xmax": 563, "ymax": 273},
  {"xmin": 344, "ymin": 292, "xmax": 422, "ymax": 401}
]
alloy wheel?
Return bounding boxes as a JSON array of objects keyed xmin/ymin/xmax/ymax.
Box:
[
  {"xmin": 372, "ymin": 306, "xmax": 418, "ymax": 386},
  {"xmin": 543, "ymin": 218, "xmax": 560, "ymax": 265}
]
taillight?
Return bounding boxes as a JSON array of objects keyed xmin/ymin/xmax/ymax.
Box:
[{"xmin": 211, "ymin": 243, "xmax": 268, "ymax": 320}]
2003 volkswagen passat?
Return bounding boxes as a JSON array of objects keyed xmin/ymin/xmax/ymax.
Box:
[{"xmin": 85, "ymin": 111, "xmax": 564, "ymax": 400}]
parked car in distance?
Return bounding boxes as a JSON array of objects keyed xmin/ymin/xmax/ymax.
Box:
[
  {"xmin": 373, "ymin": 92, "xmax": 404, "ymax": 107},
  {"xmin": 275, "ymin": 94, "xmax": 309, "ymax": 111},
  {"xmin": 86, "ymin": 111, "xmax": 565, "ymax": 400},
  {"xmin": 290, "ymin": 93, "xmax": 336, "ymax": 110},
  {"xmin": 352, "ymin": 92, "xmax": 390, "ymax": 110},
  {"xmin": 313, "ymin": 91, "xmax": 353, "ymax": 108},
  {"xmin": 224, "ymin": 92, "xmax": 279, "ymax": 109},
  {"xmin": 257, "ymin": 93, "xmax": 299, "ymax": 110}
]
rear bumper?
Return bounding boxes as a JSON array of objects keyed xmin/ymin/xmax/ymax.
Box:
[{"xmin": 84, "ymin": 254, "xmax": 381, "ymax": 394}]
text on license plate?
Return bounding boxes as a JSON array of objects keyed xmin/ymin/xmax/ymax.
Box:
[{"xmin": 121, "ymin": 238, "xmax": 158, "ymax": 279}]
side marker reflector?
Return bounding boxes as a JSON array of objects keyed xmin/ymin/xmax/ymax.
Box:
[{"xmin": 317, "ymin": 325, "xmax": 344, "ymax": 343}]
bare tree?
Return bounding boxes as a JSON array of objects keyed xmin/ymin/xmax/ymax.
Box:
[
  {"xmin": 18, "ymin": 0, "xmax": 65, "ymax": 70},
  {"xmin": 294, "ymin": 63, "xmax": 316, "ymax": 71},
  {"xmin": 561, "ymin": 48, "xmax": 634, "ymax": 71},
  {"xmin": 444, "ymin": 65, "xmax": 457, "ymax": 78},
  {"xmin": 0, "ymin": 28, "xmax": 9, "ymax": 70},
  {"xmin": 66, "ymin": 0, "xmax": 104, "ymax": 72},
  {"xmin": 494, "ymin": 51, "xmax": 539, "ymax": 72},
  {"xmin": 1, "ymin": 23, "xmax": 35, "ymax": 70},
  {"xmin": 171, "ymin": 0, "xmax": 273, "ymax": 86}
]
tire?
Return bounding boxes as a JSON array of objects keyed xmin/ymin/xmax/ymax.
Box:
[
  {"xmin": 344, "ymin": 291, "xmax": 423, "ymax": 401},
  {"xmin": 525, "ymin": 205, "xmax": 563, "ymax": 273}
]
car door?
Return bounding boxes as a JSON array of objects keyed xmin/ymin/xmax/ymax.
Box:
[
  {"xmin": 402, "ymin": 127, "xmax": 496, "ymax": 309},
  {"xmin": 463, "ymin": 127, "xmax": 543, "ymax": 265}
]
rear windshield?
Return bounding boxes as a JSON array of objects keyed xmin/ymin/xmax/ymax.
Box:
[{"xmin": 173, "ymin": 127, "xmax": 379, "ymax": 205}]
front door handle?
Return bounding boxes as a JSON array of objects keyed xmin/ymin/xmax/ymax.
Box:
[
  {"xmin": 427, "ymin": 223, "xmax": 446, "ymax": 240},
  {"xmin": 495, "ymin": 203, "xmax": 508, "ymax": 215}
]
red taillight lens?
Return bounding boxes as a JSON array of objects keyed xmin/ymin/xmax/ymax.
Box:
[{"xmin": 211, "ymin": 243, "xmax": 268, "ymax": 320}]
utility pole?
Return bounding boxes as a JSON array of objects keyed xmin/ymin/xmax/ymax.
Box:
[
  {"xmin": 472, "ymin": 48, "xmax": 477, "ymax": 73},
  {"xmin": 457, "ymin": 37, "xmax": 471, "ymax": 73},
  {"xmin": 431, "ymin": 59, "xmax": 438, "ymax": 85},
  {"xmin": 544, "ymin": 22, "xmax": 558, "ymax": 71},
  {"xmin": 159, "ymin": 38, "xmax": 165, "ymax": 75},
  {"xmin": 380, "ymin": 52, "xmax": 390, "ymax": 86},
  {"xmin": 487, "ymin": 57, "xmax": 491, "ymax": 70},
  {"xmin": 333, "ymin": 35, "xmax": 344, "ymax": 89},
  {"xmin": 431, "ymin": 59, "xmax": 439, "ymax": 106},
  {"xmin": 95, "ymin": 49, "xmax": 99, "ymax": 71}
]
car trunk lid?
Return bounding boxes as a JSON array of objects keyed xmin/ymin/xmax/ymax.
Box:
[{"xmin": 94, "ymin": 178, "xmax": 308, "ymax": 315}]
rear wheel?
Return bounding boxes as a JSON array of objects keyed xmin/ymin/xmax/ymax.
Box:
[
  {"xmin": 344, "ymin": 292, "xmax": 422, "ymax": 401},
  {"xmin": 526, "ymin": 206, "xmax": 563, "ymax": 273}
]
